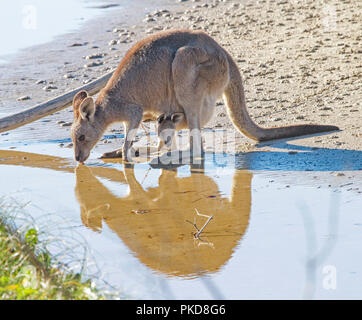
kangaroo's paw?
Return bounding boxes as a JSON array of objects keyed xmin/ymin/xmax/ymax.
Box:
[{"xmin": 100, "ymin": 149, "xmax": 123, "ymax": 159}]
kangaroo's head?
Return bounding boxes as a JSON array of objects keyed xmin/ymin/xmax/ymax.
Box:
[
  {"xmin": 71, "ymin": 90, "xmax": 104, "ymax": 163},
  {"xmin": 157, "ymin": 112, "xmax": 184, "ymax": 149}
]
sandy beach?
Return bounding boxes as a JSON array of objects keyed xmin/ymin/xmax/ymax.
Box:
[{"xmin": 0, "ymin": 0, "xmax": 360, "ymax": 153}]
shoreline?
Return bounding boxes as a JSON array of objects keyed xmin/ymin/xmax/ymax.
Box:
[{"xmin": 0, "ymin": 0, "xmax": 360, "ymax": 155}]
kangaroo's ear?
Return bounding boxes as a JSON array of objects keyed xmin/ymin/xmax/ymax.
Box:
[
  {"xmin": 73, "ymin": 90, "xmax": 88, "ymax": 116},
  {"xmin": 171, "ymin": 112, "xmax": 184, "ymax": 124},
  {"xmin": 79, "ymin": 97, "xmax": 95, "ymax": 121}
]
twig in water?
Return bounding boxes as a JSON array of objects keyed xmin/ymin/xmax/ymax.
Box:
[
  {"xmin": 185, "ymin": 219, "xmax": 200, "ymax": 233},
  {"xmin": 195, "ymin": 209, "xmax": 213, "ymax": 239},
  {"xmin": 185, "ymin": 209, "xmax": 214, "ymax": 240}
]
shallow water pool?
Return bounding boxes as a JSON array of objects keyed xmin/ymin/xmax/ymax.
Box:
[{"xmin": 0, "ymin": 141, "xmax": 361, "ymax": 299}]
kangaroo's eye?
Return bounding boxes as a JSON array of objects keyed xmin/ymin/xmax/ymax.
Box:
[
  {"xmin": 157, "ymin": 114, "xmax": 165, "ymax": 124},
  {"xmin": 78, "ymin": 135, "xmax": 85, "ymax": 142}
]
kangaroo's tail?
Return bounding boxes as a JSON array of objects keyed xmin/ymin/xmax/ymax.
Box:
[{"xmin": 223, "ymin": 54, "xmax": 339, "ymax": 142}]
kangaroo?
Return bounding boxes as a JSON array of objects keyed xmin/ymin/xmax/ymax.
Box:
[
  {"xmin": 156, "ymin": 112, "xmax": 184, "ymax": 151},
  {"xmin": 71, "ymin": 29, "xmax": 339, "ymax": 163}
]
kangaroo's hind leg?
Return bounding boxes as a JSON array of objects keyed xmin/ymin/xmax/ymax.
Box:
[{"xmin": 172, "ymin": 46, "xmax": 229, "ymax": 158}]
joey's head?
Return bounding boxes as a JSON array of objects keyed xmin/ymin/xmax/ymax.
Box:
[
  {"xmin": 71, "ymin": 90, "xmax": 104, "ymax": 164},
  {"xmin": 157, "ymin": 112, "xmax": 184, "ymax": 149}
]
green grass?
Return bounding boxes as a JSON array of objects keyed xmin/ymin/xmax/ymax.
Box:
[{"xmin": 0, "ymin": 220, "xmax": 103, "ymax": 300}]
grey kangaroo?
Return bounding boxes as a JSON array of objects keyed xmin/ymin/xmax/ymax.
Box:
[{"xmin": 71, "ymin": 29, "xmax": 338, "ymax": 163}]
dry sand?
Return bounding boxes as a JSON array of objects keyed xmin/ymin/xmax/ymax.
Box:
[{"xmin": 0, "ymin": 0, "xmax": 361, "ymax": 154}]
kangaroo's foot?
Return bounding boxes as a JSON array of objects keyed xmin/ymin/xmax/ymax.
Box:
[{"xmin": 100, "ymin": 149, "xmax": 123, "ymax": 159}]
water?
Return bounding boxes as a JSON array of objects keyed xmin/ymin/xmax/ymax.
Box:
[
  {"xmin": 0, "ymin": 0, "xmax": 117, "ymax": 62},
  {"xmin": 0, "ymin": 142, "xmax": 361, "ymax": 299}
]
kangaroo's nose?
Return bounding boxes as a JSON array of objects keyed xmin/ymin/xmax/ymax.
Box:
[{"xmin": 75, "ymin": 155, "xmax": 80, "ymax": 161}]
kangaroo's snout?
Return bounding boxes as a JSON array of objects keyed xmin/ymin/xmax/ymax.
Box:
[{"xmin": 74, "ymin": 149, "xmax": 89, "ymax": 164}]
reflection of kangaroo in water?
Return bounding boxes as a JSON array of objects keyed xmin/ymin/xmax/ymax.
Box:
[
  {"xmin": 0, "ymin": 149, "xmax": 251, "ymax": 277},
  {"xmin": 75, "ymin": 164, "xmax": 252, "ymax": 278}
]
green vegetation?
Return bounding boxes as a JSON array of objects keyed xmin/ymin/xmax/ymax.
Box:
[{"xmin": 0, "ymin": 218, "xmax": 102, "ymax": 300}]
